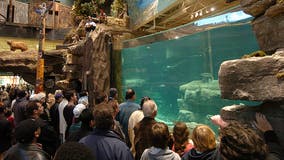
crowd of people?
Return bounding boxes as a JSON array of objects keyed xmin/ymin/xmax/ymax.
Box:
[{"xmin": 0, "ymin": 85, "xmax": 283, "ymax": 160}]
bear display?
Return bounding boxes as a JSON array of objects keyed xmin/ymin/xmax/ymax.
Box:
[{"xmin": 7, "ymin": 40, "xmax": 28, "ymax": 52}]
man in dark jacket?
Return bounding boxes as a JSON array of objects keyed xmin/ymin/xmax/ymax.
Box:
[
  {"xmin": 79, "ymin": 103, "xmax": 133, "ymax": 160},
  {"xmin": 26, "ymin": 100, "xmax": 59, "ymax": 157},
  {"xmin": 4, "ymin": 119, "xmax": 50, "ymax": 160},
  {"xmin": 12, "ymin": 89, "xmax": 28, "ymax": 126},
  {"xmin": 134, "ymin": 100, "xmax": 158, "ymax": 160},
  {"xmin": 67, "ymin": 108, "xmax": 94, "ymax": 142}
]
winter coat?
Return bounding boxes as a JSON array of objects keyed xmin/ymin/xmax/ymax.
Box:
[
  {"xmin": 79, "ymin": 128, "xmax": 133, "ymax": 160},
  {"xmin": 13, "ymin": 97, "xmax": 28, "ymax": 126},
  {"xmin": 0, "ymin": 115, "xmax": 12, "ymax": 153},
  {"xmin": 4, "ymin": 143, "xmax": 50, "ymax": 160},
  {"xmin": 134, "ymin": 117, "xmax": 157, "ymax": 160}
]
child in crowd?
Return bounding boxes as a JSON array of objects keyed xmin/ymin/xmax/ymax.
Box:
[
  {"xmin": 172, "ymin": 122, "xmax": 194, "ymax": 157},
  {"xmin": 141, "ymin": 122, "xmax": 181, "ymax": 160},
  {"xmin": 182, "ymin": 125, "xmax": 216, "ymax": 160}
]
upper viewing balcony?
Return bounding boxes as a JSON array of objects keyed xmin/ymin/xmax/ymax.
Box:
[{"xmin": 0, "ymin": 0, "xmax": 72, "ymax": 29}]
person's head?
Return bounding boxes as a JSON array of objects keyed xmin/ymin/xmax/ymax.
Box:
[
  {"xmin": 219, "ymin": 122, "xmax": 267, "ymax": 160},
  {"xmin": 17, "ymin": 89, "xmax": 27, "ymax": 98},
  {"xmin": 26, "ymin": 101, "xmax": 44, "ymax": 118},
  {"xmin": 94, "ymin": 91, "xmax": 107, "ymax": 105},
  {"xmin": 64, "ymin": 89, "xmax": 77, "ymax": 103},
  {"xmin": 142, "ymin": 100, "xmax": 157, "ymax": 117},
  {"xmin": 79, "ymin": 108, "xmax": 95, "ymax": 128},
  {"xmin": 140, "ymin": 96, "xmax": 151, "ymax": 109},
  {"xmin": 55, "ymin": 91, "xmax": 64, "ymax": 102},
  {"xmin": 109, "ymin": 88, "xmax": 118, "ymax": 100},
  {"xmin": 151, "ymin": 122, "xmax": 170, "ymax": 149},
  {"xmin": 46, "ymin": 93, "xmax": 55, "ymax": 104},
  {"xmin": 79, "ymin": 90, "xmax": 88, "ymax": 97},
  {"xmin": 15, "ymin": 119, "xmax": 41, "ymax": 144},
  {"xmin": 191, "ymin": 125, "xmax": 216, "ymax": 152},
  {"xmin": 125, "ymin": 88, "xmax": 135, "ymax": 100},
  {"xmin": 93, "ymin": 103, "xmax": 114, "ymax": 130},
  {"xmin": 37, "ymin": 92, "xmax": 46, "ymax": 104},
  {"xmin": 4, "ymin": 108, "xmax": 12, "ymax": 118},
  {"xmin": 53, "ymin": 141, "xmax": 95, "ymax": 160},
  {"xmin": 0, "ymin": 90, "xmax": 9, "ymax": 100},
  {"xmin": 173, "ymin": 122, "xmax": 190, "ymax": 154}
]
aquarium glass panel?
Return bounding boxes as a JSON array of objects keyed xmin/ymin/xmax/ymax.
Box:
[{"xmin": 121, "ymin": 10, "xmax": 260, "ymax": 132}]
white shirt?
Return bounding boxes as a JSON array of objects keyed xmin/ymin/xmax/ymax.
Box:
[{"xmin": 58, "ymin": 98, "xmax": 68, "ymax": 142}]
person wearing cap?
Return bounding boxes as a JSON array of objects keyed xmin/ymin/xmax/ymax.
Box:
[
  {"xmin": 68, "ymin": 95, "xmax": 89, "ymax": 135},
  {"xmin": 4, "ymin": 119, "xmax": 50, "ymax": 160},
  {"xmin": 68, "ymin": 103, "xmax": 87, "ymax": 134},
  {"xmin": 50, "ymin": 92, "xmax": 64, "ymax": 136},
  {"xmin": 30, "ymin": 92, "xmax": 50, "ymax": 123}
]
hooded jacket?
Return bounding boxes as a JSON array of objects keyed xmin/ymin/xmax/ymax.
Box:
[
  {"xmin": 182, "ymin": 148, "xmax": 216, "ymax": 160},
  {"xmin": 140, "ymin": 146, "xmax": 181, "ymax": 160}
]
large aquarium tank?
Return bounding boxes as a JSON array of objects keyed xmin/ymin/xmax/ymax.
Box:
[{"xmin": 121, "ymin": 9, "xmax": 261, "ymax": 132}]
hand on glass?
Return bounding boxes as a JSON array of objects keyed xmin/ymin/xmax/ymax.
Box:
[
  {"xmin": 210, "ymin": 115, "xmax": 228, "ymax": 128},
  {"xmin": 253, "ymin": 113, "xmax": 273, "ymax": 132}
]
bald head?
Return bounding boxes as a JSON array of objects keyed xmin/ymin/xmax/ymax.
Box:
[{"xmin": 125, "ymin": 88, "xmax": 135, "ymax": 100}]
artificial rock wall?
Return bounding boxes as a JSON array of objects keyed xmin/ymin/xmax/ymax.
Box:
[
  {"xmin": 61, "ymin": 19, "xmax": 134, "ymax": 105},
  {"xmin": 240, "ymin": 0, "xmax": 284, "ymax": 53},
  {"xmin": 0, "ymin": 49, "xmax": 65, "ymax": 84},
  {"xmin": 217, "ymin": 0, "xmax": 284, "ymax": 148},
  {"xmin": 218, "ymin": 48, "xmax": 284, "ymax": 147}
]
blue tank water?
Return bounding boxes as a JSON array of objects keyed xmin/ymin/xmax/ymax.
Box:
[{"xmin": 121, "ymin": 17, "xmax": 261, "ymax": 132}]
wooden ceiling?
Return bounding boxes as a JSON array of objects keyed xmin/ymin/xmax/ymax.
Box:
[{"xmin": 133, "ymin": 0, "xmax": 240, "ymax": 33}]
